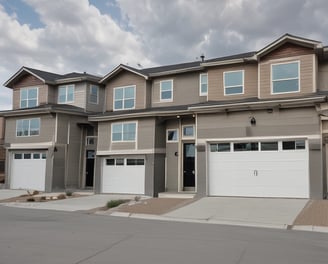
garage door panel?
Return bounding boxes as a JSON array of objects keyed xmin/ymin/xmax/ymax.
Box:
[
  {"xmin": 102, "ymin": 157, "xmax": 145, "ymax": 194},
  {"xmin": 209, "ymin": 140, "xmax": 309, "ymax": 198}
]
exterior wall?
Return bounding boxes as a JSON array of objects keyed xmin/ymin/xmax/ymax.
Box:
[
  {"xmin": 0, "ymin": 117, "xmax": 5, "ymax": 182},
  {"xmin": 259, "ymin": 44, "xmax": 315, "ymax": 99},
  {"xmin": 85, "ymin": 84, "xmax": 105, "ymax": 112},
  {"xmin": 318, "ymin": 62, "xmax": 328, "ymax": 91},
  {"xmin": 105, "ymin": 71, "xmax": 147, "ymax": 111},
  {"xmin": 151, "ymin": 72, "xmax": 205, "ymax": 108},
  {"xmin": 97, "ymin": 118, "xmax": 157, "ymax": 152},
  {"xmin": 196, "ymin": 107, "xmax": 322, "ymax": 198},
  {"xmin": 5, "ymin": 114, "xmax": 56, "ymax": 144},
  {"xmin": 207, "ymin": 64, "xmax": 258, "ymax": 101},
  {"xmin": 13, "ymin": 85, "xmax": 49, "ymax": 110}
]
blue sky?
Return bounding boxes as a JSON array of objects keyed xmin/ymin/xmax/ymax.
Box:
[{"xmin": 1, "ymin": 0, "xmax": 328, "ymax": 110}]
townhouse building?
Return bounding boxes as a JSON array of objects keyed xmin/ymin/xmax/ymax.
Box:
[{"xmin": 2, "ymin": 34, "xmax": 328, "ymax": 199}]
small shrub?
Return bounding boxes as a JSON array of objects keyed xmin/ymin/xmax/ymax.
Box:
[
  {"xmin": 134, "ymin": 196, "xmax": 141, "ymax": 202},
  {"xmin": 40, "ymin": 196, "xmax": 46, "ymax": 201},
  {"xmin": 106, "ymin": 199, "xmax": 129, "ymax": 209},
  {"xmin": 65, "ymin": 190, "xmax": 73, "ymax": 196},
  {"xmin": 26, "ymin": 197, "xmax": 35, "ymax": 202},
  {"xmin": 32, "ymin": 190, "xmax": 39, "ymax": 195},
  {"xmin": 57, "ymin": 194, "xmax": 66, "ymax": 200}
]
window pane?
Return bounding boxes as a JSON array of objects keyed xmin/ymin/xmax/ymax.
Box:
[
  {"xmin": 161, "ymin": 80, "xmax": 172, "ymax": 91},
  {"xmin": 296, "ymin": 140, "xmax": 305, "ymax": 150},
  {"xmin": 261, "ymin": 142, "xmax": 278, "ymax": 151},
  {"xmin": 24, "ymin": 153, "xmax": 31, "ymax": 159},
  {"xmin": 30, "ymin": 119, "xmax": 40, "ymax": 130},
  {"xmin": 272, "ymin": 62, "xmax": 298, "ymax": 80},
  {"xmin": 106, "ymin": 159, "xmax": 115, "ymax": 165},
  {"xmin": 201, "ymin": 74, "xmax": 207, "ymax": 84},
  {"xmin": 217, "ymin": 143, "xmax": 231, "ymax": 152},
  {"xmin": 282, "ymin": 141, "xmax": 295, "ymax": 150},
  {"xmin": 29, "ymin": 99, "xmax": 37, "ymax": 107},
  {"xmin": 20, "ymin": 100, "xmax": 27, "ymax": 108},
  {"xmin": 273, "ymin": 79, "xmax": 299, "ymax": 93},
  {"xmin": 33, "ymin": 153, "xmax": 41, "ymax": 159},
  {"xmin": 201, "ymin": 83, "xmax": 207, "ymax": 94},
  {"xmin": 167, "ymin": 130, "xmax": 178, "ymax": 141},
  {"xmin": 21, "ymin": 89, "xmax": 28, "ymax": 100},
  {"xmin": 183, "ymin": 126, "xmax": 194, "ymax": 137},
  {"xmin": 14, "ymin": 153, "xmax": 22, "ymax": 159},
  {"xmin": 28, "ymin": 88, "xmax": 37, "ymax": 99},
  {"xmin": 115, "ymin": 158, "xmax": 124, "ymax": 166},
  {"xmin": 41, "ymin": 153, "xmax": 47, "ymax": 159},
  {"xmin": 67, "ymin": 86, "xmax": 74, "ymax": 101},
  {"xmin": 114, "ymin": 88, "xmax": 123, "ymax": 100},
  {"xmin": 234, "ymin": 142, "xmax": 258, "ymax": 151},
  {"xmin": 210, "ymin": 144, "xmax": 218, "ymax": 152},
  {"xmin": 124, "ymin": 99, "xmax": 134, "ymax": 109},
  {"xmin": 114, "ymin": 100, "xmax": 123, "ymax": 110},
  {"xmin": 124, "ymin": 87, "xmax": 135, "ymax": 98},
  {"xmin": 185, "ymin": 144, "xmax": 195, "ymax": 157},
  {"xmin": 161, "ymin": 90, "xmax": 172, "ymax": 100},
  {"xmin": 126, "ymin": 158, "xmax": 144, "ymax": 166},
  {"xmin": 225, "ymin": 71, "xmax": 243, "ymax": 87},
  {"xmin": 225, "ymin": 86, "xmax": 243, "ymax": 95},
  {"xmin": 58, "ymin": 87, "xmax": 66, "ymax": 103},
  {"xmin": 123, "ymin": 123, "xmax": 136, "ymax": 141},
  {"xmin": 89, "ymin": 86, "xmax": 98, "ymax": 103},
  {"xmin": 22, "ymin": 120, "xmax": 30, "ymax": 136}
]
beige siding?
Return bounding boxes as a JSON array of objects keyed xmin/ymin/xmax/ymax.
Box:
[
  {"xmin": 0, "ymin": 117, "xmax": 4, "ymax": 140},
  {"xmin": 207, "ymin": 64, "xmax": 258, "ymax": 101},
  {"xmin": 259, "ymin": 54, "xmax": 315, "ymax": 99},
  {"xmin": 151, "ymin": 72, "xmax": 204, "ymax": 107},
  {"xmin": 261, "ymin": 43, "xmax": 314, "ymax": 61},
  {"xmin": 47, "ymin": 85, "xmax": 57, "ymax": 104},
  {"xmin": 13, "ymin": 85, "xmax": 49, "ymax": 110},
  {"xmin": 138, "ymin": 118, "xmax": 156, "ymax": 149},
  {"xmin": 85, "ymin": 84, "xmax": 105, "ymax": 112},
  {"xmin": 318, "ymin": 62, "xmax": 328, "ymax": 91},
  {"xmin": 197, "ymin": 107, "xmax": 319, "ymax": 140},
  {"xmin": 105, "ymin": 71, "xmax": 147, "ymax": 111},
  {"xmin": 5, "ymin": 114, "xmax": 56, "ymax": 144}
]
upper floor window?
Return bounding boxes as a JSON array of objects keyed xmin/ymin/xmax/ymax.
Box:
[
  {"xmin": 20, "ymin": 87, "xmax": 38, "ymax": 108},
  {"xmin": 271, "ymin": 61, "xmax": 299, "ymax": 94},
  {"xmin": 160, "ymin": 80, "xmax": 173, "ymax": 102},
  {"xmin": 182, "ymin": 125, "xmax": 194, "ymax": 138},
  {"xmin": 167, "ymin": 129, "xmax": 178, "ymax": 142},
  {"xmin": 112, "ymin": 122, "xmax": 137, "ymax": 142},
  {"xmin": 89, "ymin": 85, "xmax": 99, "ymax": 104},
  {"xmin": 58, "ymin": 84, "xmax": 74, "ymax": 103},
  {"xmin": 16, "ymin": 118, "xmax": 40, "ymax": 137},
  {"xmin": 114, "ymin": 86, "xmax": 135, "ymax": 110},
  {"xmin": 224, "ymin": 70, "xmax": 244, "ymax": 95},
  {"xmin": 199, "ymin": 73, "xmax": 208, "ymax": 96}
]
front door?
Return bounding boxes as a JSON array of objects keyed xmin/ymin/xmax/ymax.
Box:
[
  {"xmin": 183, "ymin": 143, "xmax": 195, "ymax": 190},
  {"xmin": 85, "ymin": 150, "xmax": 95, "ymax": 187}
]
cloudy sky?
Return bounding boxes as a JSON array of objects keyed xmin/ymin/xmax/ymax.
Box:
[{"xmin": 1, "ymin": 0, "xmax": 328, "ymax": 110}]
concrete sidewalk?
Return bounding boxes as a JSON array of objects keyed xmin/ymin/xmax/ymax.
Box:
[{"xmin": 0, "ymin": 189, "xmax": 29, "ymax": 200}]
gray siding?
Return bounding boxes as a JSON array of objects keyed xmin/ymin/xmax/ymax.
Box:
[
  {"xmin": 85, "ymin": 84, "xmax": 105, "ymax": 113},
  {"xmin": 5, "ymin": 114, "xmax": 56, "ymax": 144},
  {"xmin": 318, "ymin": 62, "xmax": 328, "ymax": 91},
  {"xmin": 151, "ymin": 72, "xmax": 205, "ymax": 108}
]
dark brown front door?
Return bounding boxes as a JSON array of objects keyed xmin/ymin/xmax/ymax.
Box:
[
  {"xmin": 183, "ymin": 143, "xmax": 195, "ymax": 189},
  {"xmin": 85, "ymin": 150, "xmax": 95, "ymax": 187}
]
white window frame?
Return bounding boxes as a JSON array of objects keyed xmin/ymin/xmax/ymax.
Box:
[
  {"xmin": 271, "ymin": 61, "xmax": 300, "ymax": 94},
  {"xmin": 58, "ymin": 84, "xmax": 75, "ymax": 104},
  {"xmin": 89, "ymin": 85, "xmax": 99, "ymax": 104},
  {"xmin": 224, "ymin": 70, "xmax": 244, "ymax": 96},
  {"xmin": 182, "ymin": 125, "xmax": 195, "ymax": 139},
  {"xmin": 113, "ymin": 85, "xmax": 136, "ymax": 111},
  {"xmin": 111, "ymin": 121, "xmax": 137, "ymax": 142},
  {"xmin": 166, "ymin": 129, "xmax": 179, "ymax": 143},
  {"xmin": 20, "ymin": 87, "xmax": 38, "ymax": 108},
  {"xmin": 16, "ymin": 118, "xmax": 40, "ymax": 137},
  {"xmin": 160, "ymin": 80, "xmax": 173, "ymax": 102},
  {"xmin": 199, "ymin": 73, "xmax": 208, "ymax": 96}
]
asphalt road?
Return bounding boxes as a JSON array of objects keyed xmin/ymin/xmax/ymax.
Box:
[{"xmin": 0, "ymin": 206, "xmax": 328, "ymax": 264}]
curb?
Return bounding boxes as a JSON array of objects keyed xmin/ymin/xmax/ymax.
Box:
[{"xmin": 291, "ymin": 225, "xmax": 328, "ymax": 233}]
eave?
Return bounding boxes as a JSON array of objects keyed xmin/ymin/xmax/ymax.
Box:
[
  {"xmin": 100, "ymin": 64, "xmax": 148, "ymax": 84},
  {"xmin": 4, "ymin": 67, "xmax": 46, "ymax": 88}
]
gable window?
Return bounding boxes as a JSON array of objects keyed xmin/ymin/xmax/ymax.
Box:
[
  {"xmin": 167, "ymin": 129, "xmax": 178, "ymax": 142},
  {"xmin": 224, "ymin": 70, "xmax": 244, "ymax": 95},
  {"xmin": 58, "ymin": 84, "xmax": 74, "ymax": 103},
  {"xmin": 160, "ymin": 80, "xmax": 173, "ymax": 101},
  {"xmin": 112, "ymin": 122, "xmax": 137, "ymax": 142},
  {"xmin": 20, "ymin": 87, "xmax": 38, "ymax": 108},
  {"xmin": 271, "ymin": 61, "xmax": 299, "ymax": 94},
  {"xmin": 89, "ymin": 85, "xmax": 99, "ymax": 104},
  {"xmin": 199, "ymin": 73, "xmax": 208, "ymax": 96},
  {"xmin": 16, "ymin": 118, "xmax": 40, "ymax": 137},
  {"xmin": 114, "ymin": 86, "xmax": 135, "ymax": 110}
]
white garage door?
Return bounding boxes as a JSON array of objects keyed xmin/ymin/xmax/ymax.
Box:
[
  {"xmin": 102, "ymin": 156, "xmax": 145, "ymax": 194},
  {"xmin": 11, "ymin": 152, "xmax": 47, "ymax": 191},
  {"xmin": 208, "ymin": 139, "xmax": 309, "ymax": 198}
]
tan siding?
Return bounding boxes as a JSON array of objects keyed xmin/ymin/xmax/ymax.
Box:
[
  {"xmin": 97, "ymin": 122, "xmax": 111, "ymax": 151},
  {"xmin": 207, "ymin": 64, "xmax": 258, "ymax": 101},
  {"xmin": 106, "ymin": 71, "xmax": 147, "ymax": 111},
  {"xmin": 151, "ymin": 72, "xmax": 204, "ymax": 107},
  {"xmin": 0, "ymin": 117, "xmax": 4, "ymax": 140},
  {"xmin": 85, "ymin": 84, "xmax": 105, "ymax": 112},
  {"xmin": 261, "ymin": 43, "xmax": 314, "ymax": 61},
  {"xmin": 13, "ymin": 74, "xmax": 44, "ymax": 88},
  {"xmin": 197, "ymin": 107, "xmax": 319, "ymax": 139},
  {"xmin": 138, "ymin": 118, "xmax": 155, "ymax": 149},
  {"xmin": 5, "ymin": 114, "xmax": 56, "ymax": 144},
  {"xmin": 47, "ymin": 85, "xmax": 57, "ymax": 104},
  {"xmin": 111, "ymin": 142, "xmax": 136, "ymax": 150},
  {"xmin": 259, "ymin": 54, "xmax": 315, "ymax": 99},
  {"xmin": 318, "ymin": 62, "xmax": 328, "ymax": 91}
]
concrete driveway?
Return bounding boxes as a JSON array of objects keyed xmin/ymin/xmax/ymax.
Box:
[
  {"xmin": 0, "ymin": 189, "xmax": 28, "ymax": 200},
  {"xmin": 164, "ymin": 197, "xmax": 308, "ymax": 228}
]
